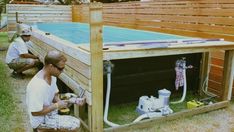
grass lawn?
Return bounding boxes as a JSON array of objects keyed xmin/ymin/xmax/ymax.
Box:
[
  {"xmin": 0, "ymin": 58, "xmax": 17, "ymax": 131},
  {"xmin": 0, "ymin": 32, "xmax": 9, "ymax": 50},
  {"xmin": 0, "ymin": 33, "xmax": 24, "ymax": 131}
]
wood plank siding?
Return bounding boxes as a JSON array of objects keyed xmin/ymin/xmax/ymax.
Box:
[
  {"xmin": 6, "ymin": 4, "xmax": 72, "ymax": 38},
  {"xmin": 73, "ymin": 0, "xmax": 234, "ymax": 98}
]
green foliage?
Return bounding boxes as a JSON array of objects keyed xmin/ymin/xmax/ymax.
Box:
[{"xmin": 0, "ymin": 0, "xmax": 9, "ymax": 14}]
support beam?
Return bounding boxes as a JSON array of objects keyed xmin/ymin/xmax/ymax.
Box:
[
  {"xmin": 89, "ymin": 3, "xmax": 103, "ymax": 132},
  {"xmin": 221, "ymin": 50, "xmax": 234, "ymax": 101},
  {"xmin": 199, "ymin": 52, "xmax": 210, "ymax": 95}
]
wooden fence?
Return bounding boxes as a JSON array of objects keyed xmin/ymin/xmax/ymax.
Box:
[
  {"xmin": 6, "ymin": 4, "xmax": 72, "ymax": 38},
  {"xmin": 72, "ymin": 0, "xmax": 234, "ymax": 98}
]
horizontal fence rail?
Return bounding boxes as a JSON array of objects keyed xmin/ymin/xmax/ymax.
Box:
[
  {"xmin": 7, "ymin": 4, "xmax": 72, "ymax": 38},
  {"xmin": 72, "ymin": 0, "xmax": 234, "ymax": 97}
]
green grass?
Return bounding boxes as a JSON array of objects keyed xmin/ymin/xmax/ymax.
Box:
[
  {"xmin": 0, "ymin": 32, "xmax": 9, "ymax": 49},
  {"xmin": 107, "ymin": 102, "xmax": 139, "ymax": 126},
  {"xmin": 0, "ymin": 59, "xmax": 16, "ymax": 131}
]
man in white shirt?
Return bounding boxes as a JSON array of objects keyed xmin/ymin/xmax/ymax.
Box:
[
  {"xmin": 26, "ymin": 50, "xmax": 85, "ymax": 132},
  {"xmin": 5, "ymin": 28, "xmax": 39, "ymax": 78}
]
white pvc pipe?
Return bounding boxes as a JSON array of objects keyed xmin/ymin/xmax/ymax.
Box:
[
  {"xmin": 104, "ymin": 65, "xmax": 120, "ymax": 127},
  {"xmin": 133, "ymin": 112, "xmax": 165, "ymax": 123},
  {"xmin": 171, "ymin": 62, "xmax": 187, "ymax": 104},
  {"xmin": 104, "ymin": 64, "xmax": 150, "ymax": 126},
  {"xmin": 104, "ymin": 63, "xmax": 172, "ymax": 126}
]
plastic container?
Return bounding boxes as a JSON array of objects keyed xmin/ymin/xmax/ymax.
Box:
[{"xmin": 158, "ymin": 89, "xmax": 171, "ymax": 106}]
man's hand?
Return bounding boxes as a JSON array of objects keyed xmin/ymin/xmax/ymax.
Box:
[
  {"xmin": 68, "ymin": 97, "xmax": 86, "ymax": 106},
  {"xmin": 57, "ymin": 100, "xmax": 68, "ymax": 109},
  {"xmin": 77, "ymin": 98, "xmax": 86, "ymax": 106}
]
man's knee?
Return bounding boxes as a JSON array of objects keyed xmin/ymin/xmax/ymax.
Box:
[
  {"xmin": 26, "ymin": 58, "xmax": 40, "ymax": 67},
  {"xmin": 8, "ymin": 62, "xmax": 25, "ymax": 71}
]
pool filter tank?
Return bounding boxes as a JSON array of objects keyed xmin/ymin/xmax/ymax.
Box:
[
  {"xmin": 158, "ymin": 88, "xmax": 171, "ymax": 107},
  {"xmin": 136, "ymin": 89, "xmax": 173, "ymax": 116}
]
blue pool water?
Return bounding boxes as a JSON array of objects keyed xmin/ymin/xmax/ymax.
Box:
[{"xmin": 35, "ymin": 22, "xmax": 189, "ymax": 44}]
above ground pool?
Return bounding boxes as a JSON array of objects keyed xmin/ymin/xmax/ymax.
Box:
[{"xmin": 34, "ymin": 22, "xmax": 189, "ymax": 44}]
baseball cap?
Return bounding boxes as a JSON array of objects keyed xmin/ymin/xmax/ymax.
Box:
[{"xmin": 20, "ymin": 28, "xmax": 32, "ymax": 36}]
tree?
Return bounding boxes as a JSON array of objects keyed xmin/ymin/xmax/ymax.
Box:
[{"xmin": 0, "ymin": 0, "xmax": 9, "ymax": 15}]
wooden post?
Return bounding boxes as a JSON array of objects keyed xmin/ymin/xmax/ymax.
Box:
[
  {"xmin": 16, "ymin": 12, "xmax": 19, "ymax": 23},
  {"xmin": 72, "ymin": 5, "xmax": 79, "ymax": 22},
  {"xmin": 89, "ymin": 2, "xmax": 103, "ymax": 132},
  {"xmin": 199, "ymin": 52, "xmax": 210, "ymax": 95},
  {"xmin": 221, "ymin": 50, "xmax": 234, "ymax": 101}
]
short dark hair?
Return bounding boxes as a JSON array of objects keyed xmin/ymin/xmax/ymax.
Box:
[{"xmin": 44, "ymin": 50, "xmax": 67, "ymax": 66}]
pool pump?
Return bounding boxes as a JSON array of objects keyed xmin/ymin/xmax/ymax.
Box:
[
  {"xmin": 135, "ymin": 89, "xmax": 173, "ymax": 122},
  {"xmin": 104, "ymin": 61, "xmax": 173, "ymax": 126}
]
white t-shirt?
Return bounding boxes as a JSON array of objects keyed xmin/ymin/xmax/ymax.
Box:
[
  {"xmin": 26, "ymin": 71, "xmax": 59, "ymax": 128},
  {"xmin": 5, "ymin": 37, "xmax": 29, "ymax": 64}
]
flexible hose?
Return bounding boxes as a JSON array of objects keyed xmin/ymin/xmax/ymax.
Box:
[
  {"xmin": 104, "ymin": 61, "xmax": 173, "ymax": 126},
  {"xmin": 133, "ymin": 111, "xmax": 169, "ymax": 123},
  {"xmin": 104, "ymin": 65, "xmax": 120, "ymax": 127},
  {"xmin": 171, "ymin": 61, "xmax": 187, "ymax": 104},
  {"xmin": 202, "ymin": 77, "xmax": 217, "ymax": 97},
  {"xmin": 133, "ymin": 114, "xmax": 149, "ymax": 123}
]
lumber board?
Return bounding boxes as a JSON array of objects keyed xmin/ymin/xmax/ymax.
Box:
[
  {"xmin": 89, "ymin": 3, "xmax": 103, "ymax": 132},
  {"xmin": 209, "ymin": 73, "xmax": 222, "ymax": 83},
  {"xmin": 210, "ymin": 66, "xmax": 223, "ymax": 76},
  {"xmin": 7, "ymin": 4, "xmax": 71, "ymax": 8},
  {"xmin": 32, "ymin": 28, "xmax": 91, "ymax": 65},
  {"xmin": 6, "ymin": 4, "xmax": 72, "ymax": 41},
  {"xmin": 104, "ymin": 4, "xmax": 234, "ymax": 9},
  {"xmin": 103, "ymin": 8, "xmax": 234, "ymax": 16},
  {"xmin": 118, "ymin": 20, "xmax": 234, "ymax": 35},
  {"xmin": 30, "ymin": 37, "xmax": 92, "ymax": 92},
  {"xmin": 27, "ymin": 43, "xmax": 92, "ymax": 104},
  {"xmin": 199, "ymin": 52, "xmax": 210, "ymax": 95},
  {"xmin": 221, "ymin": 50, "xmax": 234, "ymax": 100},
  {"xmin": 211, "ymin": 51, "xmax": 225, "ymax": 59},
  {"xmin": 59, "ymin": 73, "xmax": 92, "ymax": 105},
  {"xmin": 31, "ymin": 36, "xmax": 91, "ymax": 78},
  {"xmin": 104, "ymin": 14, "xmax": 234, "ymax": 26},
  {"xmin": 211, "ymin": 57, "xmax": 224, "ymax": 67}
]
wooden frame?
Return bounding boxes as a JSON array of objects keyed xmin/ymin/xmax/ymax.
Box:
[
  {"xmin": 8, "ymin": 1, "xmax": 234, "ymax": 132},
  {"xmin": 28, "ymin": 13, "xmax": 234, "ymax": 132}
]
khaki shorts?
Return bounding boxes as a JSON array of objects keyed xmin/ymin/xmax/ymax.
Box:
[{"xmin": 8, "ymin": 58, "xmax": 35, "ymax": 70}]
